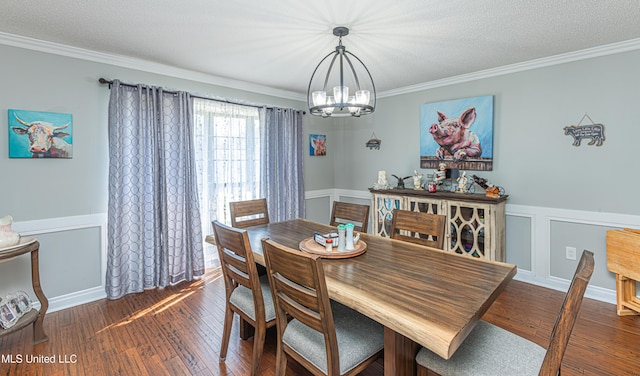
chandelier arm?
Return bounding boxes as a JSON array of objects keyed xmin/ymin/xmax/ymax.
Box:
[
  {"xmin": 345, "ymin": 51, "xmax": 377, "ymax": 107},
  {"xmin": 323, "ymin": 52, "xmax": 339, "ymax": 95},
  {"xmin": 306, "ymin": 50, "xmax": 338, "ymax": 107},
  {"xmin": 339, "ymin": 48, "xmax": 344, "ymax": 106},
  {"xmin": 341, "ymin": 53, "xmax": 362, "ymax": 91}
]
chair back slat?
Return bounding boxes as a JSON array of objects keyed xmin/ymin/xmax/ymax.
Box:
[
  {"xmin": 390, "ymin": 209, "xmax": 446, "ymax": 249},
  {"xmin": 230, "ymin": 198, "xmax": 270, "ymax": 228},
  {"xmin": 330, "ymin": 202, "xmax": 370, "ymax": 232},
  {"xmin": 538, "ymin": 250, "xmax": 594, "ymax": 376},
  {"xmin": 212, "ymin": 221, "xmax": 261, "ymax": 299},
  {"xmin": 271, "ymin": 274, "xmax": 325, "ymax": 333}
]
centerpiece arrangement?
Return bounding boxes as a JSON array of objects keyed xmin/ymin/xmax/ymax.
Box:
[{"xmin": 299, "ymin": 223, "xmax": 367, "ymax": 258}]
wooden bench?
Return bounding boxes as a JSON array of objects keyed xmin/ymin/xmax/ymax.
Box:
[{"xmin": 606, "ymin": 228, "xmax": 640, "ymax": 316}]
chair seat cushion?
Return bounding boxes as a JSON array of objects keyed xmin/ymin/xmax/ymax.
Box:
[
  {"xmin": 415, "ymin": 320, "xmax": 546, "ymax": 376},
  {"xmin": 282, "ymin": 301, "xmax": 384, "ymax": 374},
  {"xmin": 229, "ymin": 274, "xmax": 276, "ymax": 322}
]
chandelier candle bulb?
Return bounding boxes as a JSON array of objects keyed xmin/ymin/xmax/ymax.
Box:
[
  {"xmin": 312, "ymin": 91, "xmax": 326, "ymax": 106},
  {"xmin": 348, "ymin": 96, "xmax": 359, "ymax": 114},
  {"xmin": 334, "ymin": 86, "xmax": 348, "ymax": 104},
  {"xmin": 324, "ymin": 96, "xmax": 335, "ymax": 116},
  {"xmin": 356, "ymin": 90, "xmax": 370, "ymax": 105}
]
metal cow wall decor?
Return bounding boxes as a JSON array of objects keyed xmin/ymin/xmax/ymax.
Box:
[{"xmin": 563, "ymin": 114, "xmax": 605, "ymax": 147}]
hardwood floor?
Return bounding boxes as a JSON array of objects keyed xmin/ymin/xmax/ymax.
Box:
[{"xmin": 1, "ymin": 268, "xmax": 639, "ymax": 375}]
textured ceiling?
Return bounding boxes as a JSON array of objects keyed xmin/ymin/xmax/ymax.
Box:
[{"xmin": 1, "ymin": 0, "xmax": 639, "ymax": 98}]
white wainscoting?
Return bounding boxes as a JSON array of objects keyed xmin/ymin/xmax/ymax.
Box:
[
  {"xmin": 12, "ymin": 196, "xmax": 638, "ymax": 312},
  {"xmin": 305, "ymin": 189, "xmax": 640, "ymax": 306},
  {"xmin": 505, "ymin": 204, "xmax": 640, "ymax": 305},
  {"xmin": 11, "ymin": 213, "xmax": 108, "ymax": 313}
]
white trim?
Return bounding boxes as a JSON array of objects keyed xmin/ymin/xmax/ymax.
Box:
[
  {"xmin": 378, "ymin": 38, "xmax": 640, "ymax": 98},
  {"xmin": 2, "ymin": 31, "xmax": 640, "ymax": 102},
  {"xmin": 11, "ymin": 214, "xmax": 108, "ymax": 313},
  {"xmin": 31, "ymin": 286, "xmax": 106, "ymax": 313},
  {"xmin": 0, "ymin": 32, "xmax": 304, "ymax": 102},
  {"xmin": 304, "ymin": 189, "xmax": 335, "ymax": 200},
  {"xmin": 333, "ymin": 189, "xmax": 372, "ymax": 201},
  {"xmin": 306, "ymin": 189, "xmax": 374, "ymax": 224}
]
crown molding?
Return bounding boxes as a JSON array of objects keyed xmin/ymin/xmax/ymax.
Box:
[
  {"xmin": 378, "ymin": 38, "xmax": 640, "ymax": 98},
  {"xmin": 2, "ymin": 32, "xmax": 639, "ymax": 101},
  {"xmin": 0, "ymin": 32, "xmax": 305, "ymax": 102}
]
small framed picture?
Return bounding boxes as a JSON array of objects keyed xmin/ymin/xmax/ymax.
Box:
[
  {"xmin": 309, "ymin": 134, "xmax": 326, "ymax": 156},
  {"xmin": 0, "ymin": 301, "xmax": 18, "ymax": 329},
  {"xmin": 15, "ymin": 291, "xmax": 32, "ymax": 314}
]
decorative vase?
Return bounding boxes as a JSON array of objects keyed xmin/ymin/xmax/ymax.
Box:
[{"xmin": 0, "ymin": 215, "xmax": 21, "ymax": 248}]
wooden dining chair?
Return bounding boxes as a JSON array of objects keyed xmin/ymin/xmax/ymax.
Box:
[
  {"xmin": 211, "ymin": 220, "xmax": 276, "ymax": 376},
  {"xmin": 330, "ymin": 201, "xmax": 370, "ymax": 232},
  {"xmin": 229, "ymin": 198, "xmax": 270, "ymax": 228},
  {"xmin": 261, "ymin": 238, "xmax": 384, "ymax": 376},
  {"xmin": 389, "ymin": 209, "xmax": 447, "ymax": 249},
  {"xmin": 416, "ymin": 249, "xmax": 595, "ymax": 376}
]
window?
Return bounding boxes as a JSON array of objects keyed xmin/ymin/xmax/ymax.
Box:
[{"xmin": 193, "ymin": 99, "xmax": 265, "ymax": 266}]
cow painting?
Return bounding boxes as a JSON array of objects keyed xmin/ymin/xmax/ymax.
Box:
[{"xmin": 9, "ymin": 111, "xmax": 73, "ymax": 158}]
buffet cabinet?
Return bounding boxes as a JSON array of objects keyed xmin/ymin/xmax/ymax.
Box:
[{"xmin": 369, "ymin": 188, "xmax": 508, "ymax": 261}]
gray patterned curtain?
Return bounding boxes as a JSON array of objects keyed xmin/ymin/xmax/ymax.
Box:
[
  {"xmin": 106, "ymin": 80, "xmax": 204, "ymax": 300},
  {"xmin": 262, "ymin": 107, "xmax": 305, "ymax": 221}
]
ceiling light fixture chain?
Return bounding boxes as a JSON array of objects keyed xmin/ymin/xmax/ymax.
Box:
[{"xmin": 307, "ymin": 26, "xmax": 376, "ymax": 118}]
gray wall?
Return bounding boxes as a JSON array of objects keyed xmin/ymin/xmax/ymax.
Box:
[
  {"xmin": 333, "ymin": 50, "xmax": 640, "ymax": 216},
  {"xmin": 0, "ymin": 43, "xmax": 334, "ymax": 222},
  {"xmin": 0, "ymin": 43, "xmax": 336, "ymax": 308}
]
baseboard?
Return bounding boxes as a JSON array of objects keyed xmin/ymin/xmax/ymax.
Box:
[
  {"xmin": 32, "ymin": 286, "xmax": 106, "ymax": 313},
  {"xmin": 514, "ymin": 270, "xmax": 617, "ymax": 305}
]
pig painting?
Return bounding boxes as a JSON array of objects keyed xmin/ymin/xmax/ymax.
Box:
[
  {"xmin": 310, "ymin": 134, "xmax": 326, "ymax": 156},
  {"xmin": 429, "ymin": 107, "xmax": 482, "ymax": 162},
  {"xmin": 420, "ymin": 95, "xmax": 494, "ymax": 171}
]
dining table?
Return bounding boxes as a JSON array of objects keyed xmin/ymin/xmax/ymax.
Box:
[{"xmin": 205, "ymin": 218, "xmax": 517, "ymax": 376}]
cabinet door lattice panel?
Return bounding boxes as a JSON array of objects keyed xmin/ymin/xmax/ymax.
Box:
[
  {"xmin": 448, "ymin": 202, "xmax": 491, "ymax": 258},
  {"xmin": 373, "ymin": 194, "xmax": 403, "ymax": 237}
]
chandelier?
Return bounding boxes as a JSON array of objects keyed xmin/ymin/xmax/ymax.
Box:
[{"xmin": 307, "ymin": 27, "xmax": 376, "ymax": 117}]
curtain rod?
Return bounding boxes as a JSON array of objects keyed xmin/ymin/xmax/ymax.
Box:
[{"xmin": 98, "ymin": 78, "xmax": 305, "ymax": 114}]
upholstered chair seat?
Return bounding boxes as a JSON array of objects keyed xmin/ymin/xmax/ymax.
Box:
[
  {"xmin": 282, "ymin": 301, "xmax": 384, "ymax": 375},
  {"xmin": 416, "ymin": 320, "xmax": 546, "ymax": 376},
  {"xmin": 229, "ymin": 274, "xmax": 276, "ymax": 322}
]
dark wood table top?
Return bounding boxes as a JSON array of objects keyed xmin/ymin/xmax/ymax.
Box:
[{"xmin": 206, "ymin": 218, "xmax": 516, "ymax": 360}]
